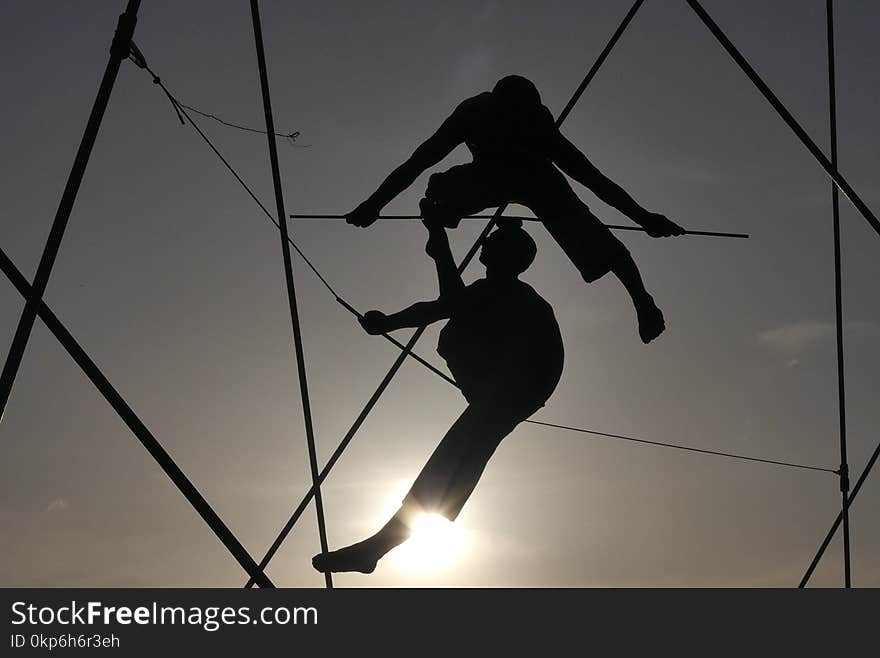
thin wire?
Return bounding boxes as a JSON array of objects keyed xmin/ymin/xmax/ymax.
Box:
[
  {"xmin": 139, "ymin": 58, "xmax": 303, "ymax": 143},
  {"xmin": 524, "ymin": 420, "xmax": 837, "ymax": 475},
  {"xmin": 176, "ymin": 102, "xmax": 306, "ymax": 145},
  {"xmin": 343, "ymin": 300, "xmax": 835, "ymax": 476},
  {"xmin": 342, "ymin": 299, "xmax": 833, "ymax": 475},
  {"xmin": 143, "ymin": 65, "xmax": 340, "ymax": 299}
]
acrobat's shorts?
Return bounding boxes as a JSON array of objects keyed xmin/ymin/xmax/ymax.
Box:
[{"xmin": 420, "ymin": 160, "xmax": 630, "ymax": 283}]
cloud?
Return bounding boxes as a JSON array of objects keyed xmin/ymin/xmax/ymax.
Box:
[
  {"xmin": 758, "ymin": 321, "xmax": 834, "ymax": 354},
  {"xmin": 758, "ymin": 320, "xmax": 879, "ymax": 355},
  {"xmin": 45, "ymin": 498, "xmax": 69, "ymax": 513}
]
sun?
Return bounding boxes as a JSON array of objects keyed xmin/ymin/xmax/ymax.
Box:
[
  {"xmin": 373, "ymin": 481, "xmax": 471, "ymax": 575},
  {"xmin": 390, "ymin": 513, "xmax": 470, "ymax": 575}
]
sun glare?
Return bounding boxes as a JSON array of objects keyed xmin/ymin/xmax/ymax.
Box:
[
  {"xmin": 374, "ymin": 481, "xmax": 471, "ymax": 575},
  {"xmin": 390, "ymin": 513, "xmax": 469, "ymax": 575}
]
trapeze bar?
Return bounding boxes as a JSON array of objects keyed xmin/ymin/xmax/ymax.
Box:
[{"xmin": 290, "ymin": 214, "xmax": 749, "ymax": 239}]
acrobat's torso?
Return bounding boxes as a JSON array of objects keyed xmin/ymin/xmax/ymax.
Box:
[
  {"xmin": 458, "ymin": 92, "xmax": 558, "ymax": 167},
  {"xmin": 438, "ymin": 277, "xmax": 564, "ymax": 413}
]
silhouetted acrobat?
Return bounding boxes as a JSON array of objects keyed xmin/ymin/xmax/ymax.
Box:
[
  {"xmin": 345, "ymin": 74, "xmax": 684, "ymax": 342},
  {"xmin": 313, "ymin": 219, "xmax": 564, "ymax": 574}
]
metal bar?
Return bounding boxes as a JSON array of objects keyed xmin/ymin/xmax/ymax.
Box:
[
  {"xmin": 0, "ymin": 0, "xmax": 142, "ymax": 422},
  {"xmin": 799, "ymin": 437, "xmax": 880, "ymax": 587},
  {"xmin": 244, "ymin": 328, "xmax": 429, "ymax": 588},
  {"xmin": 557, "ymin": 0, "xmax": 646, "ymax": 124},
  {"xmin": 825, "ymin": 0, "xmax": 851, "ymax": 589},
  {"xmin": 0, "ymin": 246, "xmax": 273, "ymax": 587},
  {"xmin": 290, "ymin": 213, "xmax": 749, "ymax": 239},
  {"xmin": 245, "ymin": 0, "xmax": 647, "ymax": 587},
  {"xmin": 249, "ymin": 0, "xmax": 332, "ymax": 588},
  {"xmin": 685, "ymin": 0, "xmax": 880, "ymax": 240}
]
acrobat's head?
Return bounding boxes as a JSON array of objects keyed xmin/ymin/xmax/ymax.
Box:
[
  {"xmin": 479, "ymin": 222, "xmax": 537, "ymax": 278},
  {"xmin": 492, "ymin": 75, "xmax": 542, "ymax": 109}
]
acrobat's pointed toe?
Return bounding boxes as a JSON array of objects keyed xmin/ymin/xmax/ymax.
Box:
[{"xmin": 311, "ymin": 546, "xmax": 378, "ymax": 574}]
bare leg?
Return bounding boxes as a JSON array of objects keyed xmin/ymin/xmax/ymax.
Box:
[
  {"xmin": 610, "ymin": 252, "xmax": 665, "ymax": 344},
  {"xmin": 313, "ymin": 405, "xmax": 520, "ymax": 574},
  {"xmin": 311, "ymin": 513, "xmax": 412, "ymax": 575},
  {"xmin": 540, "ymin": 210, "xmax": 666, "ymax": 344},
  {"xmin": 515, "ymin": 161, "xmax": 667, "ymax": 343}
]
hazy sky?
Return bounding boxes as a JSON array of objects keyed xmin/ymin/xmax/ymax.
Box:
[{"xmin": 1, "ymin": 0, "xmax": 878, "ymax": 587}]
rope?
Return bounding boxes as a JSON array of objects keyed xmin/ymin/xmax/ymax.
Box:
[
  {"xmin": 340, "ymin": 302, "xmax": 836, "ymax": 476},
  {"xmin": 175, "ymin": 102, "xmax": 304, "ymax": 145},
  {"xmin": 141, "ymin": 64, "xmax": 341, "ymax": 299},
  {"xmin": 130, "ymin": 40, "xmax": 303, "ymax": 144},
  {"xmin": 524, "ymin": 420, "xmax": 837, "ymax": 475},
  {"xmin": 346, "ymin": 300, "xmax": 836, "ymax": 477}
]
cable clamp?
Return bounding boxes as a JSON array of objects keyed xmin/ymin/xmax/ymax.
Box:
[
  {"xmin": 110, "ymin": 11, "xmax": 138, "ymax": 60},
  {"xmin": 838, "ymin": 463, "xmax": 850, "ymax": 492}
]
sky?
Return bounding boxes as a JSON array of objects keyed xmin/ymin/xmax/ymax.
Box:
[{"xmin": 1, "ymin": 0, "xmax": 878, "ymax": 587}]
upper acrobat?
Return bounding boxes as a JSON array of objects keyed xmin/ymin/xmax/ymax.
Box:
[{"xmin": 346, "ymin": 74, "xmax": 685, "ymax": 343}]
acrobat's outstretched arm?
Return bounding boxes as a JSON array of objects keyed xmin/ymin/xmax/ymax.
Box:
[
  {"xmin": 358, "ymin": 299, "xmax": 452, "ymax": 336},
  {"xmin": 346, "ymin": 105, "xmax": 468, "ymax": 228},
  {"xmin": 551, "ymin": 132, "xmax": 685, "ymax": 237},
  {"xmin": 358, "ymin": 222, "xmax": 463, "ymax": 336}
]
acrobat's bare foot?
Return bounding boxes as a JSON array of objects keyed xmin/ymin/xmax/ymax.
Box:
[
  {"xmin": 312, "ymin": 542, "xmax": 378, "ymax": 574},
  {"xmin": 636, "ymin": 297, "xmax": 665, "ymax": 344}
]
